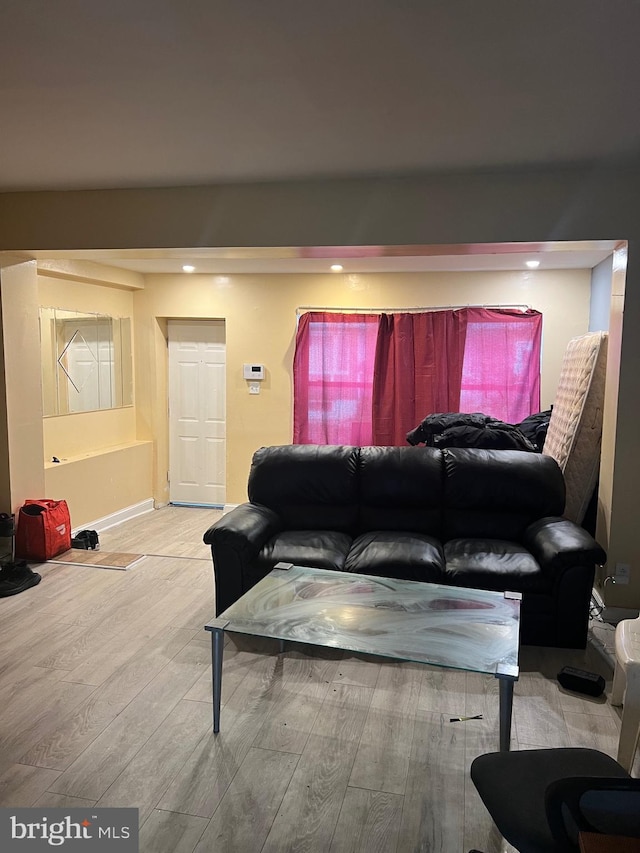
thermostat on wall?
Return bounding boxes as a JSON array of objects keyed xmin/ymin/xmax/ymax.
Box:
[{"xmin": 243, "ymin": 363, "xmax": 265, "ymax": 380}]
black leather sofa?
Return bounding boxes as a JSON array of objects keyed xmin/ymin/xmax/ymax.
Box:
[{"xmin": 203, "ymin": 445, "xmax": 605, "ymax": 648}]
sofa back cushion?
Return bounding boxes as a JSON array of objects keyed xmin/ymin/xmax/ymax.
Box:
[
  {"xmin": 248, "ymin": 445, "xmax": 359, "ymax": 532},
  {"xmin": 442, "ymin": 448, "xmax": 566, "ymax": 541},
  {"xmin": 358, "ymin": 446, "xmax": 443, "ymax": 535}
]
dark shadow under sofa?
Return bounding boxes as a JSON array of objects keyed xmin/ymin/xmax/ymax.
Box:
[{"xmin": 203, "ymin": 445, "xmax": 605, "ymax": 648}]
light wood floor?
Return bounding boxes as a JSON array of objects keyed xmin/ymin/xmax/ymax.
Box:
[{"xmin": 0, "ymin": 506, "xmax": 634, "ymax": 852}]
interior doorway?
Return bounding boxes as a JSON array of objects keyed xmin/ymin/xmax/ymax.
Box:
[{"xmin": 168, "ymin": 319, "xmax": 226, "ymax": 506}]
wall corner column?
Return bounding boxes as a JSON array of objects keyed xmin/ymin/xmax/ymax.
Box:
[{"xmin": 0, "ymin": 259, "xmax": 46, "ymax": 511}]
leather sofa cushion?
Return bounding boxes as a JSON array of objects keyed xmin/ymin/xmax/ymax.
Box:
[
  {"xmin": 256, "ymin": 530, "xmax": 352, "ymax": 574},
  {"xmin": 444, "ymin": 538, "xmax": 552, "ymax": 594},
  {"xmin": 358, "ymin": 446, "xmax": 443, "ymax": 535},
  {"xmin": 248, "ymin": 445, "xmax": 359, "ymax": 532},
  {"xmin": 345, "ymin": 531, "xmax": 445, "ymax": 582},
  {"xmin": 442, "ymin": 448, "xmax": 566, "ymax": 541}
]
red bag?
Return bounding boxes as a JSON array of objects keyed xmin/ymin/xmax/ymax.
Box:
[{"xmin": 15, "ymin": 499, "xmax": 71, "ymax": 561}]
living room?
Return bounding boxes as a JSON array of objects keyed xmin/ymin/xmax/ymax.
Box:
[
  {"xmin": 2, "ymin": 3, "xmax": 640, "ymax": 848},
  {"xmin": 3, "ymin": 213, "xmax": 638, "ymax": 617}
]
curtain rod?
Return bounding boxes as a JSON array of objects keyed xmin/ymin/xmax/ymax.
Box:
[{"xmin": 295, "ymin": 304, "xmax": 531, "ymax": 315}]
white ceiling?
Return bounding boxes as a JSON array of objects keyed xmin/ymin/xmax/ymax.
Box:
[
  {"xmin": 2, "ymin": 1, "xmax": 640, "ymax": 193},
  {"xmin": 36, "ymin": 242, "xmax": 615, "ymax": 275}
]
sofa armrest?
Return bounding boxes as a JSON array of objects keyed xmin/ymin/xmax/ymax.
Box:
[
  {"xmin": 203, "ymin": 502, "xmax": 282, "ymax": 554},
  {"xmin": 522, "ymin": 516, "xmax": 606, "ymax": 573},
  {"xmin": 203, "ymin": 503, "xmax": 282, "ymax": 615}
]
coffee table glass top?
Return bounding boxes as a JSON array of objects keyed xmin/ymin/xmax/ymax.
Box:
[{"xmin": 215, "ymin": 565, "xmax": 520, "ymax": 676}]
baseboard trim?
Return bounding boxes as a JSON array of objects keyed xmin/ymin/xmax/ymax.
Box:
[
  {"xmin": 171, "ymin": 501, "xmax": 224, "ymax": 509},
  {"xmin": 72, "ymin": 499, "xmax": 155, "ymax": 536}
]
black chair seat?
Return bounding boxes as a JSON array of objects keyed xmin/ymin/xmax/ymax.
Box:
[{"xmin": 470, "ymin": 748, "xmax": 631, "ymax": 853}]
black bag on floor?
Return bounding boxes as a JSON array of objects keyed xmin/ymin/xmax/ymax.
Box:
[{"xmin": 71, "ymin": 529, "xmax": 100, "ymax": 550}]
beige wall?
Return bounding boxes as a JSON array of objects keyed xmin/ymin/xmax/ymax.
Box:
[
  {"xmin": 600, "ymin": 245, "xmax": 639, "ymax": 608},
  {"xmin": 38, "ymin": 270, "xmax": 136, "ymax": 315},
  {"xmin": 136, "ymin": 268, "xmax": 591, "ymax": 506},
  {"xmin": 5, "ymin": 263, "xmax": 155, "ymax": 528},
  {"xmin": 0, "ymin": 261, "xmax": 46, "ymax": 508},
  {"xmin": 0, "ymin": 297, "xmax": 9, "ymax": 512},
  {"xmin": 43, "ymin": 408, "xmax": 139, "ymax": 463},
  {"xmin": 597, "ymin": 247, "xmax": 626, "ymax": 580},
  {"xmin": 45, "ymin": 441, "xmax": 152, "ymax": 526}
]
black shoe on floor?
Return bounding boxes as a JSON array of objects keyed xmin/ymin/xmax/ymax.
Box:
[
  {"xmin": 72, "ymin": 529, "xmax": 99, "ymax": 550},
  {"xmin": 0, "ymin": 561, "xmax": 42, "ymax": 597},
  {"xmin": 0, "ymin": 512, "xmax": 14, "ymax": 537}
]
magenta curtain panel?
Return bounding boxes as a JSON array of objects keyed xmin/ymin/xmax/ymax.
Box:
[
  {"xmin": 293, "ymin": 307, "xmax": 542, "ymax": 445},
  {"xmin": 371, "ymin": 310, "xmax": 468, "ymax": 445},
  {"xmin": 293, "ymin": 312, "xmax": 379, "ymax": 444},
  {"xmin": 459, "ymin": 308, "xmax": 542, "ymax": 423}
]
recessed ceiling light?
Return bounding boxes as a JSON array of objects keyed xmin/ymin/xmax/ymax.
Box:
[
  {"xmin": 330, "ymin": 264, "xmax": 344, "ymax": 272},
  {"xmin": 182, "ymin": 264, "xmax": 196, "ymax": 273},
  {"xmin": 525, "ymin": 260, "xmax": 540, "ymax": 269}
]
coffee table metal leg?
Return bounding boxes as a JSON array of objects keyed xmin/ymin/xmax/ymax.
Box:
[
  {"xmin": 496, "ymin": 662, "xmax": 519, "ymax": 751},
  {"xmin": 498, "ymin": 677, "xmax": 513, "ymax": 751},
  {"xmin": 211, "ymin": 627, "xmax": 224, "ymax": 733},
  {"xmin": 205, "ymin": 618, "xmax": 229, "ymax": 734}
]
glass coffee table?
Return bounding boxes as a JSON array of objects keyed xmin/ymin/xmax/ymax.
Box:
[{"xmin": 205, "ymin": 563, "xmax": 521, "ymax": 750}]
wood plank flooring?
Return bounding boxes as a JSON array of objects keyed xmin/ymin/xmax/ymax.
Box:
[{"xmin": 0, "ymin": 505, "xmax": 634, "ymax": 852}]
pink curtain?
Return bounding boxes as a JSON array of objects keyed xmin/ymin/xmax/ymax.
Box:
[
  {"xmin": 293, "ymin": 312, "xmax": 379, "ymax": 444},
  {"xmin": 371, "ymin": 311, "xmax": 468, "ymax": 445},
  {"xmin": 459, "ymin": 308, "xmax": 542, "ymax": 423}
]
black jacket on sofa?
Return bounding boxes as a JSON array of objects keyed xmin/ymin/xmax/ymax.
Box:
[{"xmin": 203, "ymin": 445, "xmax": 606, "ymax": 648}]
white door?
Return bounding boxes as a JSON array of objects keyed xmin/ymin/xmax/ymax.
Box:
[{"xmin": 168, "ymin": 320, "xmax": 226, "ymax": 506}]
